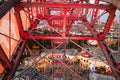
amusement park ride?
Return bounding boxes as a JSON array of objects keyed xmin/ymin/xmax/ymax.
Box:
[{"xmin": 0, "ymin": 0, "xmax": 120, "ymax": 80}]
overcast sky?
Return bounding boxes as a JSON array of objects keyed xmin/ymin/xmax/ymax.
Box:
[
  {"xmin": 115, "ymin": 10, "xmax": 120, "ymax": 22},
  {"xmin": 90, "ymin": 0, "xmax": 120, "ymax": 23}
]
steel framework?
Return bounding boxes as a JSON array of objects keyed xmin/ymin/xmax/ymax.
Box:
[{"xmin": 0, "ymin": 0, "xmax": 120, "ymax": 80}]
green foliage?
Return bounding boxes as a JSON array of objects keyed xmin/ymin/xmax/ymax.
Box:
[
  {"xmin": 27, "ymin": 39, "xmax": 51, "ymax": 49},
  {"xmin": 74, "ymin": 57, "xmax": 80, "ymax": 65},
  {"xmin": 99, "ymin": 66, "xmax": 106, "ymax": 71},
  {"xmin": 27, "ymin": 39, "xmax": 87, "ymax": 49},
  {"xmin": 27, "ymin": 39, "xmax": 37, "ymax": 49},
  {"xmin": 96, "ymin": 66, "xmax": 106, "ymax": 74},
  {"xmin": 44, "ymin": 30, "xmax": 50, "ymax": 34},
  {"xmin": 67, "ymin": 40, "xmax": 87, "ymax": 49}
]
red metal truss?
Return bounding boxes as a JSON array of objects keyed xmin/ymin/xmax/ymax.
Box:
[
  {"xmin": 1, "ymin": 0, "xmax": 120, "ymax": 80},
  {"xmin": 2, "ymin": 39, "xmax": 27, "ymax": 80},
  {"xmin": 0, "ymin": 46, "xmax": 12, "ymax": 71},
  {"xmin": 14, "ymin": 2, "xmax": 116, "ymax": 40},
  {"xmin": 29, "ymin": 35, "xmax": 102, "ymax": 40},
  {"xmin": 12, "ymin": 1, "xmax": 120, "ymax": 80},
  {"xmin": 18, "ymin": 3, "xmax": 116, "ymax": 9},
  {"xmin": 98, "ymin": 40, "xmax": 120, "ymax": 80}
]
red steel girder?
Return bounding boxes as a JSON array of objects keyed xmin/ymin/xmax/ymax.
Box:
[
  {"xmin": 0, "ymin": 45, "xmax": 12, "ymax": 71},
  {"xmin": 98, "ymin": 40, "xmax": 120, "ymax": 80},
  {"xmin": 18, "ymin": 3, "xmax": 116, "ymax": 10},
  {"xmin": 14, "ymin": 5, "xmax": 29, "ymax": 39},
  {"xmin": 29, "ymin": 35, "xmax": 103, "ymax": 40},
  {"xmin": 14, "ymin": 2, "xmax": 116, "ymax": 40},
  {"xmin": 37, "ymin": 14, "xmax": 83, "ymax": 21},
  {"xmin": 91, "ymin": 0, "xmax": 99, "ymax": 20},
  {"xmin": 62, "ymin": 8, "xmax": 67, "ymax": 36},
  {"xmin": 103, "ymin": 10, "xmax": 116, "ymax": 36},
  {"xmin": 0, "ymin": 1, "xmax": 118, "ymax": 80},
  {"xmin": 2, "ymin": 39, "xmax": 27, "ymax": 80}
]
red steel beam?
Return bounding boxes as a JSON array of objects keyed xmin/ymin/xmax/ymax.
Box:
[
  {"xmin": 62, "ymin": 8, "xmax": 67, "ymax": 36},
  {"xmin": 0, "ymin": 45, "xmax": 12, "ymax": 71},
  {"xmin": 103, "ymin": 9, "xmax": 116, "ymax": 37},
  {"xmin": 91, "ymin": 0, "xmax": 99, "ymax": 20},
  {"xmin": 0, "ymin": 1, "xmax": 117, "ymax": 80},
  {"xmin": 18, "ymin": 3, "xmax": 116, "ymax": 10},
  {"xmin": 14, "ymin": 6, "xmax": 29, "ymax": 39},
  {"xmin": 14, "ymin": 2, "xmax": 116, "ymax": 40},
  {"xmin": 29, "ymin": 35, "xmax": 103, "ymax": 40},
  {"xmin": 2, "ymin": 39, "xmax": 27, "ymax": 80},
  {"xmin": 37, "ymin": 14, "xmax": 82, "ymax": 20},
  {"xmin": 89, "ymin": 1, "xmax": 100, "ymax": 37},
  {"xmin": 98, "ymin": 40, "xmax": 120, "ymax": 80}
]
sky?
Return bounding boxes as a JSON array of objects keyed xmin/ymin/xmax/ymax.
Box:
[
  {"xmin": 115, "ymin": 10, "xmax": 120, "ymax": 22},
  {"xmin": 90, "ymin": 0, "xmax": 120, "ymax": 23}
]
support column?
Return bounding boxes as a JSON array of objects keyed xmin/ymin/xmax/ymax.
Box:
[
  {"xmin": 14, "ymin": 6, "xmax": 28, "ymax": 39},
  {"xmin": 62, "ymin": 8, "xmax": 67, "ymax": 37},
  {"xmin": 2, "ymin": 39, "xmax": 27, "ymax": 80},
  {"xmin": 0, "ymin": 45, "xmax": 12, "ymax": 71},
  {"xmin": 98, "ymin": 40, "xmax": 120, "ymax": 80}
]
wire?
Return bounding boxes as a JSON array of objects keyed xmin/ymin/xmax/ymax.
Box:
[
  {"xmin": 0, "ymin": 32, "xmax": 19, "ymax": 42},
  {"xmin": 9, "ymin": 10, "xmax": 11, "ymax": 58}
]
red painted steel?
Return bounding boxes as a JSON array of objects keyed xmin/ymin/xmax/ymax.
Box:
[
  {"xmin": 29, "ymin": 35, "xmax": 103, "ymax": 40},
  {"xmin": 0, "ymin": 46, "xmax": 12, "ymax": 71},
  {"xmin": 13, "ymin": 1, "xmax": 119, "ymax": 79},
  {"xmin": 18, "ymin": 3, "xmax": 116, "ymax": 9},
  {"xmin": 14, "ymin": 5, "xmax": 29, "ymax": 38},
  {"xmin": 98, "ymin": 40, "xmax": 120, "ymax": 80},
  {"xmin": 15, "ymin": 2, "xmax": 116, "ymax": 40},
  {"xmin": 1, "ymin": 0, "xmax": 120, "ymax": 80},
  {"xmin": 2, "ymin": 39, "xmax": 27, "ymax": 80}
]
